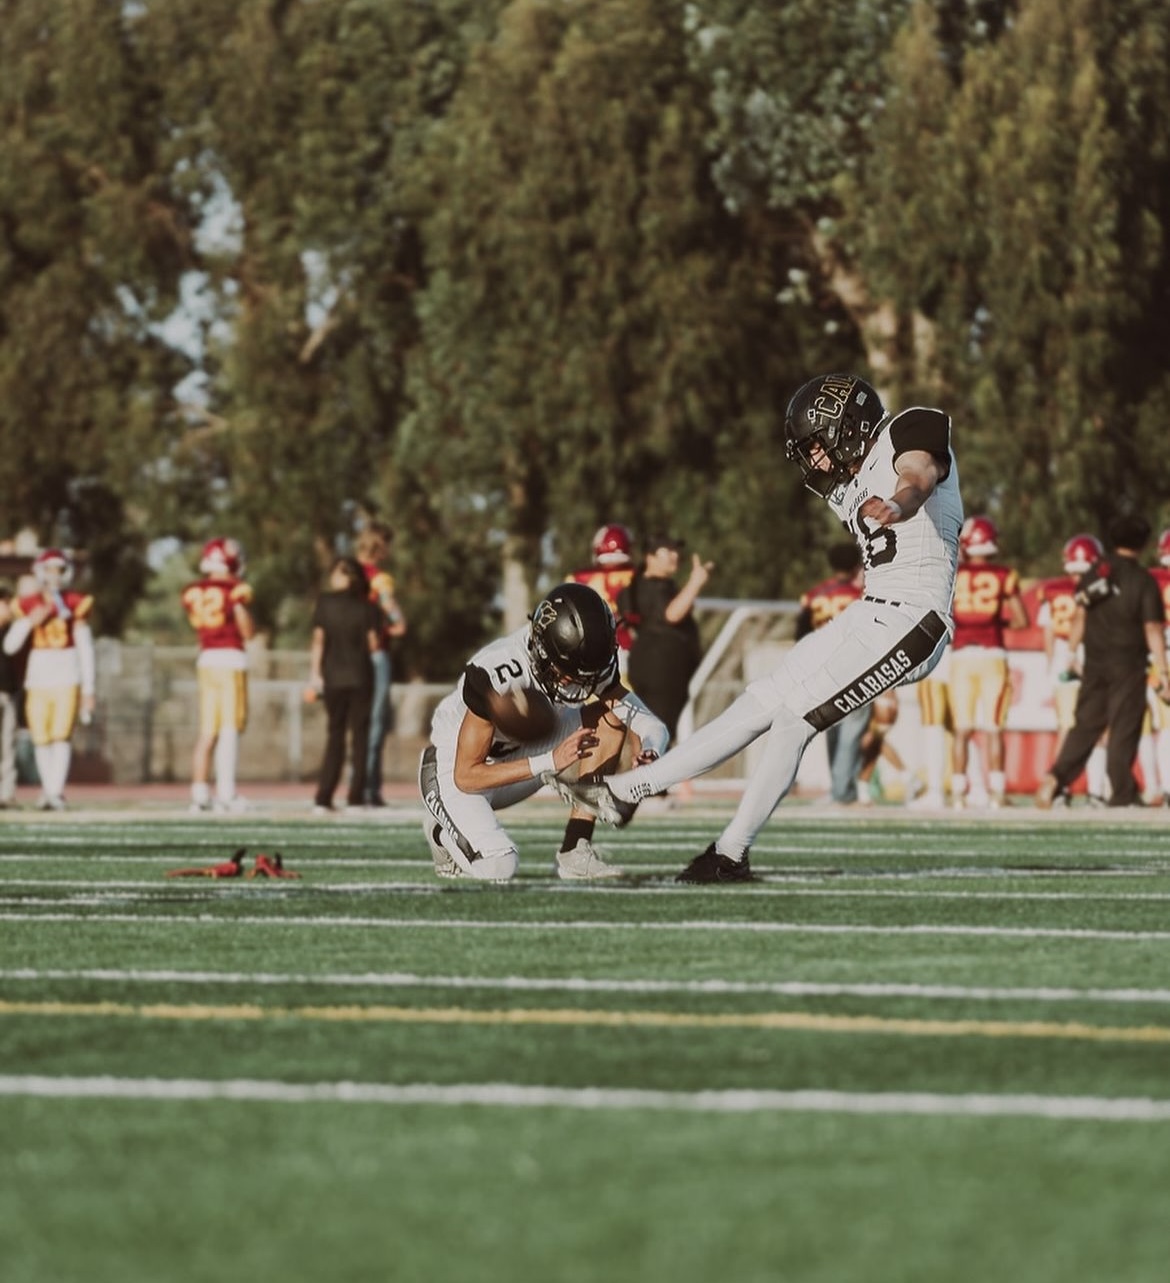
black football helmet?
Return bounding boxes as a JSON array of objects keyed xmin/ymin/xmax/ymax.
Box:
[
  {"xmin": 528, "ymin": 582, "xmax": 618, "ymax": 704},
  {"xmin": 784, "ymin": 373, "xmax": 887, "ymax": 497}
]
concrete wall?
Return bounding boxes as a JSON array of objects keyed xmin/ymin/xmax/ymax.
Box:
[{"xmin": 69, "ymin": 641, "xmax": 451, "ymax": 785}]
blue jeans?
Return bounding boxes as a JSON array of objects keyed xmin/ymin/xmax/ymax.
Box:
[
  {"xmin": 825, "ymin": 704, "xmax": 869, "ymax": 803},
  {"xmin": 364, "ymin": 650, "xmax": 392, "ymax": 803}
]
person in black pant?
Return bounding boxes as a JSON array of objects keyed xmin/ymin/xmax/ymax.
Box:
[
  {"xmin": 308, "ymin": 556, "xmax": 382, "ymax": 812},
  {"xmin": 1036, "ymin": 514, "xmax": 1170, "ymax": 808},
  {"xmin": 618, "ymin": 533, "xmax": 713, "ymax": 743},
  {"xmin": 0, "ymin": 587, "xmax": 23, "ymax": 807}
]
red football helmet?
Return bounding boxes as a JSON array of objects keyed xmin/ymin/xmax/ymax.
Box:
[
  {"xmin": 199, "ymin": 537, "xmax": 245, "ymax": 577},
  {"xmin": 1157, "ymin": 529, "xmax": 1170, "ymax": 568},
  {"xmin": 32, "ymin": 548, "xmax": 74, "ymax": 590},
  {"xmin": 591, "ymin": 523, "xmax": 633, "ymax": 568},
  {"xmin": 959, "ymin": 515, "xmax": 999, "ymax": 558},
  {"xmin": 1062, "ymin": 533, "xmax": 1103, "ymax": 576}
]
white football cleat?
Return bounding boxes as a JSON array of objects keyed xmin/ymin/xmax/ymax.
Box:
[
  {"xmin": 556, "ymin": 839, "xmax": 623, "ymax": 881},
  {"xmin": 541, "ymin": 772, "xmax": 638, "ymax": 827},
  {"xmin": 213, "ymin": 795, "xmax": 249, "ymax": 815},
  {"xmin": 424, "ymin": 822, "xmax": 462, "ymax": 879}
]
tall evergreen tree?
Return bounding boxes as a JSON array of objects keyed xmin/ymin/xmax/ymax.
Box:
[
  {"xmin": 857, "ymin": 0, "xmax": 1170, "ymax": 561},
  {"xmin": 141, "ymin": 0, "xmax": 507, "ymax": 661},
  {"xmin": 404, "ymin": 0, "xmax": 854, "ymax": 640},
  {"xmin": 0, "ymin": 0, "xmax": 195, "ymax": 629}
]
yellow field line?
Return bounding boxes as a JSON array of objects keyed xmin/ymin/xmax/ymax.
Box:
[{"xmin": 2, "ymin": 999, "xmax": 1170, "ymax": 1044}]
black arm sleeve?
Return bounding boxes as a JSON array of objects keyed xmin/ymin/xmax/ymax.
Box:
[
  {"xmin": 461, "ymin": 663, "xmax": 494, "ymax": 721},
  {"xmin": 888, "ymin": 408, "xmax": 952, "ymax": 481}
]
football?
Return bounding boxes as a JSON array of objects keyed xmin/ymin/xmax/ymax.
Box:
[{"xmin": 486, "ymin": 685, "xmax": 558, "ymax": 743}]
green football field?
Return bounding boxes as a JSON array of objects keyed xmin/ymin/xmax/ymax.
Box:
[{"xmin": 3, "ymin": 802, "xmax": 1170, "ymax": 1282}]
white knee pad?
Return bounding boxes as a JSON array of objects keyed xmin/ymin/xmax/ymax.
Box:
[{"xmin": 461, "ymin": 847, "xmax": 519, "ymax": 882}]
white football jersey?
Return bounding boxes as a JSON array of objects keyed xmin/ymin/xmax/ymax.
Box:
[
  {"xmin": 827, "ymin": 407, "xmax": 963, "ymax": 619},
  {"xmin": 430, "ymin": 626, "xmax": 548, "ymax": 756}
]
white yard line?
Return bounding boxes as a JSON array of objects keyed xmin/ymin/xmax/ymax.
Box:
[
  {"xmin": 3, "ymin": 910, "xmax": 1170, "ymax": 941},
  {"xmin": 4, "ymin": 967, "xmax": 1170, "ymax": 1005},
  {"xmin": 0, "ymin": 854, "xmax": 428, "ymax": 867},
  {"xmin": 5, "ymin": 877, "xmax": 1170, "ymax": 904},
  {"xmin": 1, "ymin": 1074, "xmax": 1169, "ymax": 1121},
  {"xmin": 4, "ymin": 849, "xmax": 1170, "ymax": 874}
]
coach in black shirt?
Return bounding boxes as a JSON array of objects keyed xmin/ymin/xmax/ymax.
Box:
[
  {"xmin": 308, "ymin": 556, "xmax": 382, "ymax": 811},
  {"xmin": 1037, "ymin": 514, "xmax": 1170, "ymax": 808}
]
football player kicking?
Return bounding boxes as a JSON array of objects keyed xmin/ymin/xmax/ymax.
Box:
[
  {"xmin": 546, "ymin": 373, "xmax": 964, "ymax": 883},
  {"xmin": 419, "ymin": 582, "xmax": 668, "ymax": 881}
]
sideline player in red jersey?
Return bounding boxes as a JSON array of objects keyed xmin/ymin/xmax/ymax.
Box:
[
  {"xmin": 570, "ymin": 524, "xmax": 636, "ymax": 677},
  {"xmin": 2, "ymin": 549, "xmax": 95, "ymax": 810},
  {"xmin": 180, "ymin": 538, "xmax": 254, "ymax": 813},
  {"xmin": 947, "ymin": 515, "xmax": 1028, "ymax": 808},
  {"xmin": 1143, "ymin": 529, "xmax": 1170, "ymax": 804}
]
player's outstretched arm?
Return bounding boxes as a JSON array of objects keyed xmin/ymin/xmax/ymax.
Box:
[{"xmin": 452, "ymin": 711, "xmax": 595, "ymax": 794}]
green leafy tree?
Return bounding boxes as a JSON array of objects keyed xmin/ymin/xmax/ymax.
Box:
[
  {"xmin": 0, "ymin": 0, "xmax": 195, "ymax": 630},
  {"xmin": 857, "ymin": 0, "xmax": 1170, "ymax": 563},
  {"xmin": 403, "ymin": 0, "xmax": 855, "ymax": 647},
  {"xmin": 135, "ymin": 0, "xmax": 509, "ymax": 670}
]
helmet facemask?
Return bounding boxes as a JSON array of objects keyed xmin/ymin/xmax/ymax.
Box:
[
  {"xmin": 33, "ymin": 551, "xmax": 73, "ymax": 592},
  {"xmin": 529, "ymin": 632, "xmax": 617, "ymax": 704},
  {"xmin": 200, "ymin": 538, "xmax": 245, "ymax": 577},
  {"xmin": 528, "ymin": 586, "xmax": 618, "ymax": 705}
]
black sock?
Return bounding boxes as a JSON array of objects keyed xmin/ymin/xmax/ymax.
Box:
[{"xmin": 560, "ymin": 817, "xmax": 596, "ymax": 853}]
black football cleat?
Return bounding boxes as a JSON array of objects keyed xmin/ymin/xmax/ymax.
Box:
[
  {"xmin": 541, "ymin": 771, "xmax": 638, "ymax": 827},
  {"xmin": 675, "ymin": 845, "xmax": 754, "ymax": 884}
]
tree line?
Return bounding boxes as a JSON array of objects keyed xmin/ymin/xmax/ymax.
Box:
[{"xmin": 2, "ymin": 0, "xmax": 1167, "ymax": 677}]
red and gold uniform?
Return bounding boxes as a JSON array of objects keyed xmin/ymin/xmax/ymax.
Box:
[
  {"xmin": 915, "ymin": 644, "xmax": 953, "ymax": 731},
  {"xmin": 14, "ymin": 589, "xmax": 95, "ymax": 745},
  {"xmin": 181, "ymin": 575, "xmax": 252, "ymax": 734},
  {"xmin": 1035, "ymin": 574, "xmax": 1081, "ymax": 730},
  {"xmin": 1145, "ymin": 565, "xmax": 1170, "ymax": 734},
  {"xmin": 571, "ymin": 565, "xmax": 636, "ymax": 653},
  {"xmin": 797, "ymin": 575, "xmax": 862, "ymax": 632},
  {"xmin": 358, "ymin": 562, "xmax": 397, "ymax": 648},
  {"xmin": 948, "ymin": 562, "xmax": 1022, "ymax": 731}
]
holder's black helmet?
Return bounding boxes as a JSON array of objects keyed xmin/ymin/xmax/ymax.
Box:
[{"xmin": 528, "ymin": 582, "xmax": 618, "ymax": 704}]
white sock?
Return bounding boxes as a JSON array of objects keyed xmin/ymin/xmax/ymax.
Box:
[
  {"xmin": 1138, "ymin": 734, "xmax": 1159, "ymax": 798},
  {"xmin": 191, "ymin": 781, "xmax": 211, "ymax": 806},
  {"xmin": 52, "ymin": 741, "xmax": 72, "ymax": 798},
  {"xmin": 952, "ymin": 773, "xmax": 968, "ymax": 800},
  {"xmin": 1087, "ymin": 745, "xmax": 1107, "ymax": 797},
  {"xmin": 988, "ymin": 770, "xmax": 1006, "ymax": 798},
  {"xmin": 34, "ymin": 744, "xmax": 54, "ymax": 797},
  {"xmin": 610, "ymin": 690, "xmax": 773, "ymax": 802},
  {"xmin": 1157, "ymin": 734, "xmax": 1170, "ymax": 798},
  {"xmin": 214, "ymin": 730, "xmax": 239, "ymax": 803}
]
